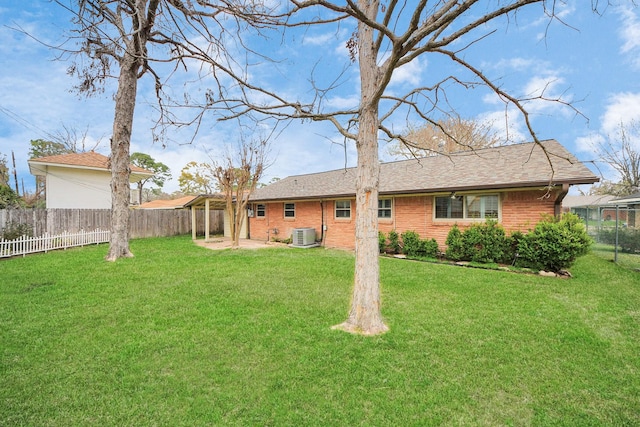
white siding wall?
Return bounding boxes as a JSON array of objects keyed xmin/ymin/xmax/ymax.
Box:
[
  {"xmin": 223, "ymin": 208, "xmax": 248, "ymax": 238},
  {"xmin": 46, "ymin": 167, "xmax": 112, "ymax": 209}
]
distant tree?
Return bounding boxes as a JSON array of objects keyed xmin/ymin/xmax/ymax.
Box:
[
  {"xmin": 0, "ymin": 153, "xmax": 20, "ymax": 208},
  {"xmin": 178, "ymin": 162, "xmax": 217, "ymax": 195},
  {"xmin": 593, "ymin": 120, "xmax": 640, "ymax": 196},
  {"xmin": 0, "ymin": 153, "xmax": 9, "ymax": 186},
  {"xmin": 28, "ymin": 139, "xmax": 71, "ymax": 159},
  {"xmin": 586, "ymin": 180, "xmax": 630, "ymax": 197},
  {"xmin": 29, "ymin": 125, "xmax": 101, "ymax": 159},
  {"xmin": 130, "ymin": 152, "xmax": 171, "ymax": 204},
  {"xmin": 387, "ymin": 115, "xmax": 503, "ymax": 159},
  {"xmin": 212, "ymin": 138, "xmax": 269, "ymax": 248},
  {"xmin": 51, "ymin": 0, "xmax": 278, "ymax": 261},
  {"xmin": 0, "ymin": 185, "xmax": 22, "ymax": 209}
]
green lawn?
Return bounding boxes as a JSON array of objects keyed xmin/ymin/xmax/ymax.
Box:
[
  {"xmin": 591, "ymin": 243, "xmax": 640, "ymax": 271},
  {"xmin": 2, "ymin": 236, "xmax": 639, "ymax": 426}
]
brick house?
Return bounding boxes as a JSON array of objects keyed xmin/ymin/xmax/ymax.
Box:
[{"xmin": 246, "ymin": 140, "xmax": 598, "ymax": 250}]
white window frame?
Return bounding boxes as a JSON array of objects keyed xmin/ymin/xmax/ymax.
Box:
[
  {"xmin": 335, "ymin": 200, "xmax": 351, "ymax": 219},
  {"xmin": 378, "ymin": 198, "xmax": 392, "ymax": 219},
  {"xmin": 284, "ymin": 202, "xmax": 296, "ymax": 218},
  {"xmin": 255, "ymin": 204, "xmax": 266, "ymax": 218}
]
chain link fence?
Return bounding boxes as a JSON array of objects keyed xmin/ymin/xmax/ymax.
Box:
[{"xmin": 572, "ymin": 204, "xmax": 640, "ymax": 271}]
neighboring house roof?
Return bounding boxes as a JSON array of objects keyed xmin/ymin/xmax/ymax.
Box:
[
  {"xmin": 562, "ymin": 194, "xmax": 616, "ymax": 209},
  {"xmin": 611, "ymin": 191, "xmax": 640, "ymax": 205},
  {"xmin": 251, "ymin": 139, "xmax": 598, "ymax": 202},
  {"xmin": 28, "ymin": 151, "xmax": 154, "ymax": 182},
  {"xmin": 135, "ymin": 196, "xmax": 197, "ymax": 209}
]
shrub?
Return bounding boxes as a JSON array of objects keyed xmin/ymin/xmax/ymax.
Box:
[
  {"xmin": 445, "ymin": 221, "xmax": 508, "ymax": 263},
  {"xmin": 460, "ymin": 220, "xmax": 508, "ymax": 264},
  {"xmin": 503, "ymin": 230, "xmax": 525, "ymax": 265},
  {"xmin": 378, "ymin": 231, "xmax": 387, "ymax": 254},
  {"xmin": 597, "ymin": 228, "xmax": 640, "ymax": 253},
  {"xmin": 517, "ymin": 213, "xmax": 592, "ymax": 272},
  {"xmin": 1, "ymin": 221, "xmax": 34, "ymax": 241},
  {"xmin": 400, "ymin": 231, "xmax": 436, "ymax": 258},
  {"xmin": 400, "ymin": 231, "xmax": 422, "ymax": 257},
  {"xmin": 423, "ymin": 238, "xmax": 440, "ymax": 259},
  {"xmin": 387, "ymin": 230, "xmax": 401, "ymax": 254},
  {"xmin": 400, "ymin": 230, "xmax": 440, "ymax": 259},
  {"xmin": 445, "ymin": 224, "xmax": 465, "ymax": 261}
]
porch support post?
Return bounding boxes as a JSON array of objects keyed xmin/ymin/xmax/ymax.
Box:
[
  {"xmin": 205, "ymin": 199, "xmax": 211, "ymax": 242},
  {"xmin": 191, "ymin": 206, "xmax": 197, "ymax": 241}
]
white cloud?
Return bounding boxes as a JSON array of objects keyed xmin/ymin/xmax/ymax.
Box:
[
  {"xmin": 574, "ymin": 133, "xmax": 604, "ymax": 153},
  {"xmin": 476, "ymin": 109, "xmax": 528, "ymax": 143},
  {"xmin": 389, "ymin": 58, "xmax": 424, "ymax": 87},
  {"xmin": 324, "ymin": 94, "xmax": 359, "ymax": 110},
  {"xmin": 617, "ymin": 5, "xmax": 640, "ymax": 68},
  {"xmin": 303, "ymin": 32, "xmax": 340, "ymax": 46},
  {"xmin": 600, "ymin": 92, "xmax": 640, "ymax": 135},
  {"xmin": 488, "ymin": 57, "xmax": 538, "ymax": 72}
]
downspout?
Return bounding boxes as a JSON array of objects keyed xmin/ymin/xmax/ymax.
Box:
[
  {"xmin": 247, "ymin": 204, "xmax": 251, "ymax": 239},
  {"xmin": 320, "ymin": 200, "xmax": 326, "ymax": 246},
  {"xmin": 554, "ymin": 183, "xmax": 570, "ymax": 218}
]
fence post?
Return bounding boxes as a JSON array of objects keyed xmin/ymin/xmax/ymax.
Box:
[{"xmin": 614, "ymin": 204, "xmax": 619, "ymax": 263}]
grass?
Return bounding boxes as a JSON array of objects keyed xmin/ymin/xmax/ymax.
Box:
[
  {"xmin": 591, "ymin": 243, "xmax": 640, "ymax": 271},
  {"xmin": 2, "ymin": 236, "xmax": 639, "ymax": 426}
]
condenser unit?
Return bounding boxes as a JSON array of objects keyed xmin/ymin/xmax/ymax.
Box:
[{"xmin": 292, "ymin": 228, "xmax": 316, "ymax": 246}]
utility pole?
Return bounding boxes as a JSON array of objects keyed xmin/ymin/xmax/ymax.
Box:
[{"xmin": 11, "ymin": 150, "xmax": 19, "ymax": 196}]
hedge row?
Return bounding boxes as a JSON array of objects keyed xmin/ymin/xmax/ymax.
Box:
[
  {"xmin": 379, "ymin": 213, "xmax": 592, "ymax": 272},
  {"xmin": 597, "ymin": 228, "xmax": 640, "ymax": 253}
]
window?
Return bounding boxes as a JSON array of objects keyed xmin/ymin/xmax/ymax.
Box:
[
  {"xmin": 435, "ymin": 194, "xmax": 499, "ymax": 219},
  {"xmin": 378, "ymin": 198, "xmax": 392, "ymax": 218},
  {"xmin": 255, "ymin": 204, "xmax": 266, "ymax": 217},
  {"xmin": 465, "ymin": 195, "xmax": 498, "ymax": 219},
  {"xmin": 284, "ymin": 203, "xmax": 295, "ymax": 218},
  {"xmin": 435, "ymin": 196, "xmax": 463, "ymax": 219},
  {"xmin": 335, "ymin": 200, "xmax": 351, "ymax": 218}
]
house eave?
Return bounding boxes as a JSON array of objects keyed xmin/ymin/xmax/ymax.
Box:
[
  {"xmin": 28, "ymin": 160, "xmax": 154, "ymax": 183},
  {"xmin": 249, "ymin": 178, "xmax": 599, "ymax": 203}
]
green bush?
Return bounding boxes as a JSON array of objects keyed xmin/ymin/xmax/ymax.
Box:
[
  {"xmin": 463, "ymin": 220, "xmax": 508, "ymax": 263},
  {"xmin": 423, "ymin": 238, "xmax": 440, "ymax": 259},
  {"xmin": 445, "ymin": 224, "xmax": 465, "ymax": 261},
  {"xmin": 1, "ymin": 221, "xmax": 34, "ymax": 241},
  {"xmin": 400, "ymin": 231, "xmax": 440, "ymax": 259},
  {"xmin": 517, "ymin": 213, "xmax": 592, "ymax": 272},
  {"xmin": 445, "ymin": 221, "xmax": 508, "ymax": 263},
  {"xmin": 378, "ymin": 232, "xmax": 387, "ymax": 254},
  {"xmin": 503, "ymin": 230, "xmax": 525, "ymax": 265},
  {"xmin": 597, "ymin": 228, "xmax": 640, "ymax": 253},
  {"xmin": 0, "ymin": 185, "xmax": 23, "ymax": 209},
  {"xmin": 387, "ymin": 230, "xmax": 401, "ymax": 254}
]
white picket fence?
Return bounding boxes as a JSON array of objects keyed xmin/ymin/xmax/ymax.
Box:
[{"xmin": 0, "ymin": 229, "xmax": 111, "ymax": 258}]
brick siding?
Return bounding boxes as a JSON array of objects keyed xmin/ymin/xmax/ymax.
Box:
[{"xmin": 249, "ymin": 188, "xmax": 562, "ymax": 249}]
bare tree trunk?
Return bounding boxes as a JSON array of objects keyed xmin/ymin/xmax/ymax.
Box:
[
  {"xmin": 106, "ymin": 57, "xmax": 138, "ymax": 261},
  {"xmin": 333, "ymin": 0, "xmax": 388, "ymax": 335}
]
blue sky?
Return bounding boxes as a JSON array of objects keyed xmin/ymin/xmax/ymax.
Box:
[{"xmin": 1, "ymin": 1, "xmax": 639, "ymax": 195}]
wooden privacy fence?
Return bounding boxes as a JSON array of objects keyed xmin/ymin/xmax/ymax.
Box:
[
  {"xmin": 0, "ymin": 208, "xmax": 224, "ymax": 238},
  {"xmin": 0, "ymin": 229, "xmax": 110, "ymax": 258}
]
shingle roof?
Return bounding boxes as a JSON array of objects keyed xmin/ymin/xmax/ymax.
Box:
[
  {"xmin": 251, "ymin": 140, "xmax": 598, "ymax": 201},
  {"xmin": 28, "ymin": 151, "xmax": 154, "ymax": 182},
  {"xmin": 562, "ymin": 195, "xmax": 616, "ymax": 208}
]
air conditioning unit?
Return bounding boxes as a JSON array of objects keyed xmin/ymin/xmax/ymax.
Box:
[{"xmin": 292, "ymin": 228, "xmax": 316, "ymax": 246}]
